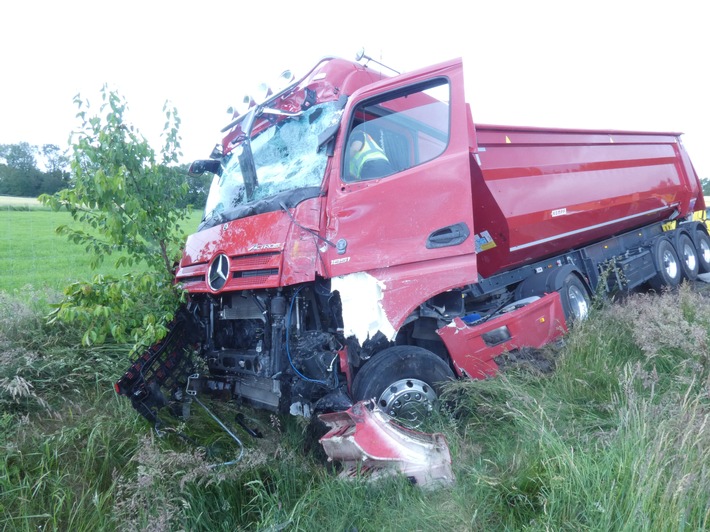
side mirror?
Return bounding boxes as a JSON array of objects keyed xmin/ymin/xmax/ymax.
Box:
[{"xmin": 188, "ymin": 159, "xmax": 221, "ymax": 176}]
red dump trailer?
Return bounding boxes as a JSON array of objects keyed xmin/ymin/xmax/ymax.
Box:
[
  {"xmin": 116, "ymin": 56, "xmax": 708, "ymax": 430},
  {"xmin": 472, "ymin": 125, "xmax": 702, "ymax": 277}
]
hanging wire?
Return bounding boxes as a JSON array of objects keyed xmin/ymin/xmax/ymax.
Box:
[
  {"xmin": 285, "ymin": 285, "xmax": 329, "ymax": 385},
  {"xmin": 186, "ymin": 374, "xmax": 244, "ymax": 467}
]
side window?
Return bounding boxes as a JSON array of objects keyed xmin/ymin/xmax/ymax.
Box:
[{"xmin": 343, "ymin": 78, "xmax": 450, "ymax": 182}]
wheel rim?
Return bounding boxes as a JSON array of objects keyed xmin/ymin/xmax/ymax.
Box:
[
  {"xmin": 682, "ymin": 242, "xmax": 697, "ymax": 272},
  {"xmin": 662, "ymin": 249, "xmax": 679, "ymax": 279},
  {"xmin": 700, "ymin": 239, "xmax": 710, "ymax": 265},
  {"xmin": 567, "ymin": 284, "xmax": 589, "ymax": 320},
  {"xmin": 378, "ymin": 378, "xmax": 438, "ymax": 425}
]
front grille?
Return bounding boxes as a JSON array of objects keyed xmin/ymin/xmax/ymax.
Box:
[
  {"xmin": 232, "ymin": 252, "xmax": 280, "ymax": 268},
  {"xmin": 231, "ymin": 268, "xmax": 279, "ymax": 288},
  {"xmin": 178, "ymin": 251, "xmax": 282, "ymax": 292},
  {"xmin": 179, "ymin": 275, "xmax": 205, "ymax": 285},
  {"xmin": 234, "ymin": 268, "xmax": 279, "ymax": 278},
  {"xmin": 229, "ymin": 252, "xmax": 281, "ymax": 289}
]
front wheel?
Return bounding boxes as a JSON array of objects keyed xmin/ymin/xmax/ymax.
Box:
[{"xmin": 352, "ymin": 346, "xmax": 455, "ymax": 426}]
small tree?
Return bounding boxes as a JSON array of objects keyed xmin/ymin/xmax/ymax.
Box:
[{"xmin": 41, "ymin": 86, "xmax": 191, "ymax": 348}]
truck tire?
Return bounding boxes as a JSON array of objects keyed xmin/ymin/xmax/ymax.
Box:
[
  {"xmin": 695, "ymin": 230, "xmax": 710, "ymax": 273},
  {"xmin": 649, "ymin": 238, "xmax": 681, "ymax": 290},
  {"xmin": 352, "ymin": 346, "xmax": 455, "ymax": 426},
  {"xmin": 557, "ymin": 273, "xmax": 591, "ymax": 323},
  {"xmin": 521, "ymin": 265, "xmax": 591, "ymax": 324},
  {"xmin": 674, "ymin": 232, "xmax": 699, "ymax": 281}
]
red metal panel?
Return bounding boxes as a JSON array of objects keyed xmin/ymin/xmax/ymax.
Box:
[
  {"xmin": 179, "ymin": 211, "xmax": 289, "ymax": 265},
  {"xmin": 369, "ymin": 253, "xmax": 479, "ymax": 334},
  {"xmin": 475, "ymin": 124, "xmax": 682, "ymax": 146},
  {"xmin": 281, "ymin": 198, "xmax": 322, "ymax": 285},
  {"xmin": 325, "ymin": 59, "xmax": 475, "ymax": 280},
  {"xmin": 437, "ymin": 293, "xmax": 567, "ymax": 379},
  {"xmin": 176, "ymin": 198, "xmax": 325, "ymax": 291},
  {"xmin": 176, "ymin": 211, "xmax": 290, "ymax": 292},
  {"xmin": 471, "ymin": 127, "xmax": 697, "ymax": 277},
  {"xmin": 319, "ymin": 401, "xmax": 454, "ymax": 487}
]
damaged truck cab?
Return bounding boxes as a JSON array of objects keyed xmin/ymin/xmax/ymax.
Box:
[{"xmin": 116, "ymin": 55, "xmax": 707, "ymax": 427}]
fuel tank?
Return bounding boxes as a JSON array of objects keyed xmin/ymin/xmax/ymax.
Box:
[{"xmin": 471, "ymin": 125, "xmax": 703, "ymax": 278}]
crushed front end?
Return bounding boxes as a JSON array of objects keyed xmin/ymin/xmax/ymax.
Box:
[{"xmin": 115, "ymin": 59, "xmax": 359, "ymax": 424}]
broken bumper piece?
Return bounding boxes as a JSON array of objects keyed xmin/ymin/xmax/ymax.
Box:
[{"xmin": 318, "ymin": 401, "xmax": 454, "ymax": 488}]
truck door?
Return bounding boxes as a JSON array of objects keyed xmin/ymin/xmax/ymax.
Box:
[{"xmin": 324, "ymin": 59, "xmax": 474, "ymax": 277}]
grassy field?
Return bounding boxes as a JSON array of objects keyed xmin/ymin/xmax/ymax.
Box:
[
  {"xmin": 0, "ymin": 209, "xmax": 127, "ymax": 292},
  {"xmin": 0, "ymin": 205, "xmax": 202, "ymax": 292},
  {"xmin": 1, "ymin": 199, "xmax": 710, "ymax": 530}
]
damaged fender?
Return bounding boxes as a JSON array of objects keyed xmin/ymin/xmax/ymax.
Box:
[{"xmin": 318, "ymin": 401, "xmax": 454, "ymax": 488}]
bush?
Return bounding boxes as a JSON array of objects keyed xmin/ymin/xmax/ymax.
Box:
[{"xmin": 40, "ymin": 87, "xmax": 190, "ymax": 349}]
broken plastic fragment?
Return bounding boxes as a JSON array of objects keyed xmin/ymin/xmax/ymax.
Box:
[{"xmin": 318, "ymin": 401, "xmax": 454, "ymax": 488}]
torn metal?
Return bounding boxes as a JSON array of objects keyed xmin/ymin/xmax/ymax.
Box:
[{"xmin": 318, "ymin": 401, "xmax": 454, "ymax": 488}]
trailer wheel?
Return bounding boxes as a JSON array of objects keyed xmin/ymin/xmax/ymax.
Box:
[
  {"xmin": 695, "ymin": 230, "xmax": 710, "ymax": 273},
  {"xmin": 675, "ymin": 232, "xmax": 699, "ymax": 281},
  {"xmin": 558, "ymin": 273, "xmax": 591, "ymax": 322},
  {"xmin": 649, "ymin": 238, "xmax": 681, "ymax": 290},
  {"xmin": 352, "ymin": 346, "xmax": 454, "ymax": 426}
]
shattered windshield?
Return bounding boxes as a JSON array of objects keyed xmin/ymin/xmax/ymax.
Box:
[{"xmin": 203, "ymin": 101, "xmax": 342, "ymax": 223}]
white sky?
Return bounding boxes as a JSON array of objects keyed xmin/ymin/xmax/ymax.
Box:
[{"xmin": 1, "ymin": 0, "xmax": 708, "ymax": 179}]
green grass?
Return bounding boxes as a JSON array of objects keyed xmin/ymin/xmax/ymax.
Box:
[{"xmin": 0, "ymin": 209, "xmax": 203, "ymax": 292}]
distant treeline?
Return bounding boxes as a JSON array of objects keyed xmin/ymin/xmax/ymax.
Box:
[
  {"xmin": 0, "ymin": 142, "xmax": 210, "ymax": 209},
  {"xmin": 0, "ymin": 142, "xmax": 70, "ymax": 197}
]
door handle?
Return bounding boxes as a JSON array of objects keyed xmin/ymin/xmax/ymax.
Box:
[{"xmin": 426, "ymin": 222, "xmax": 470, "ymax": 249}]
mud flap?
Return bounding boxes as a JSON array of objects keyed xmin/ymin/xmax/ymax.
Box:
[{"xmin": 318, "ymin": 401, "xmax": 454, "ymax": 488}]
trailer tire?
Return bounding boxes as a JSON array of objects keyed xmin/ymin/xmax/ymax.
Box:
[
  {"xmin": 557, "ymin": 273, "xmax": 591, "ymax": 323},
  {"xmin": 352, "ymin": 346, "xmax": 454, "ymax": 426},
  {"xmin": 649, "ymin": 238, "xmax": 681, "ymax": 290},
  {"xmin": 695, "ymin": 230, "xmax": 710, "ymax": 273},
  {"xmin": 521, "ymin": 265, "xmax": 591, "ymax": 324},
  {"xmin": 674, "ymin": 232, "xmax": 699, "ymax": 281}
]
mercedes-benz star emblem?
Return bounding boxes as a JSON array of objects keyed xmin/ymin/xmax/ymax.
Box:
[{"xmin": 208, "ymin": 253, "xmax": 230, "ymax": 291}]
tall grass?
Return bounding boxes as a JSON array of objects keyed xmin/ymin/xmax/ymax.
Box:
[
  {"xmin": 1, "ymin": 282, "xmax": 709, "ymax": 530},
  {"xmin": 441, "ymin": 283, "xmax": 710, "ymax": 530}
]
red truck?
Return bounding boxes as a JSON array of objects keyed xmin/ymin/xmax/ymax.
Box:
[{"xmin": 116, "ymin": 55, "xmax": 707, "ymax": 430}]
